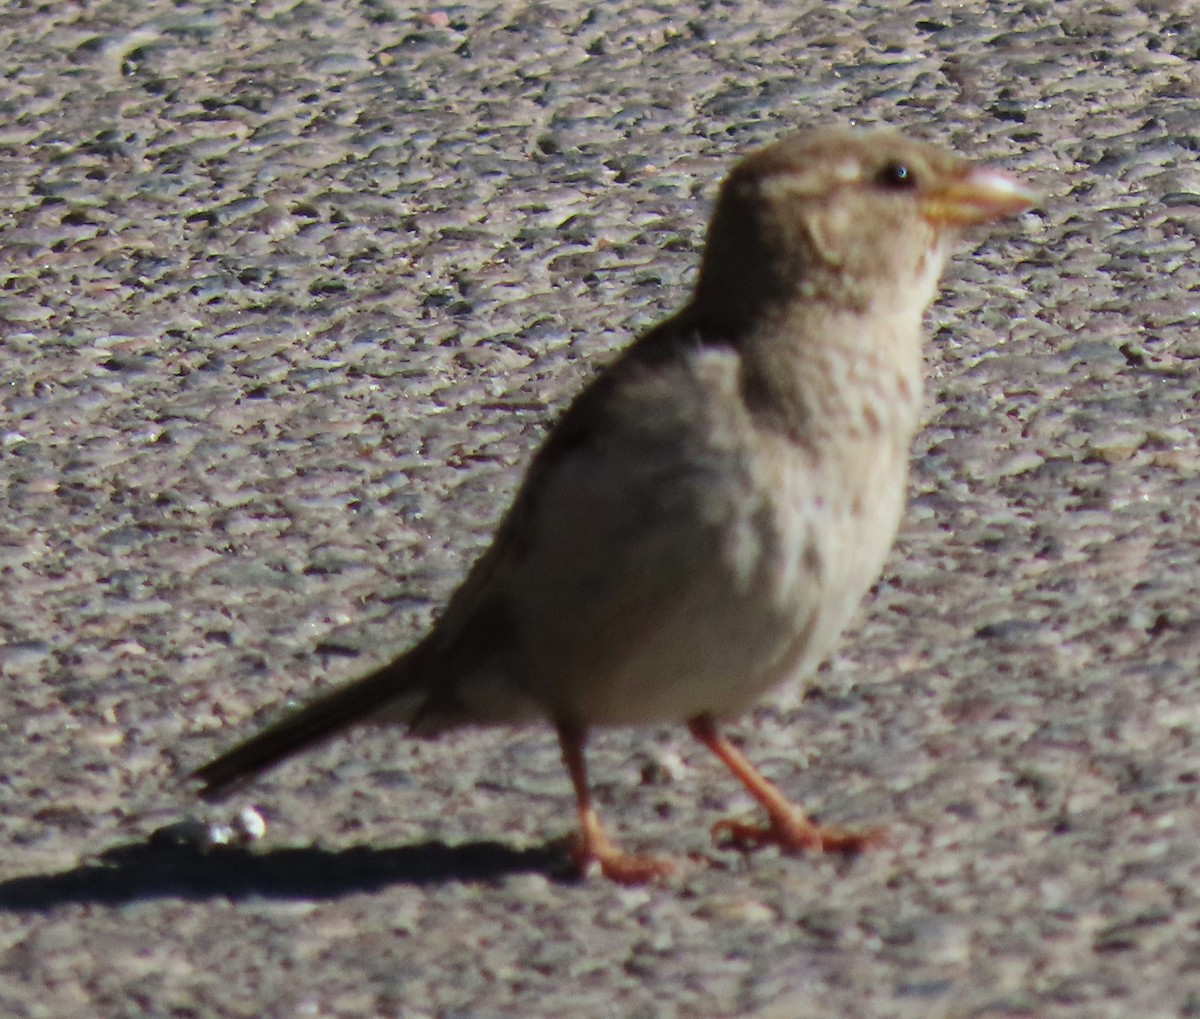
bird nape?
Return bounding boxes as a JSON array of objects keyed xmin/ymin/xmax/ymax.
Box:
[{"xmin": 192, "ymin": 127, "xmax": 1035, "ymax": 883}]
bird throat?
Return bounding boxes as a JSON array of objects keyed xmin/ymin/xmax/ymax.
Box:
[{"xmin": 736, "ymin": 302, "xmax": 925, "ymax": 450}]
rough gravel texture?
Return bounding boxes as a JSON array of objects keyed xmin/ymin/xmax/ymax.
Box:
[{"xmin": 2, "ymin": 0, "xmax": 1199, "ymax": 1016}]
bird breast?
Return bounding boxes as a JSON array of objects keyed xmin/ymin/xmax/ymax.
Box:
[{"xmin": 495, "ymin": 337, "xmax": 919, "ymax": 727}]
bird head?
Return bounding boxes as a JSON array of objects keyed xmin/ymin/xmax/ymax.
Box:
[{"xmin": 693, "ymin": 128, "xmax": 1036, "ymax": 331}]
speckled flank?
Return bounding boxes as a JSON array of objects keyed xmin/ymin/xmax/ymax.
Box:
[{"xmin": 1, "ymin": 1, "xmax": 1199, "ymax": 1017}]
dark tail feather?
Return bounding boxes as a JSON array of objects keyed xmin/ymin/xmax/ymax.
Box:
[{"xmin": 192, "ymin": 652, "xmax": 419, "ymax": 802}]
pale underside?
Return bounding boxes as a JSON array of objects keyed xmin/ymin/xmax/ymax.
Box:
[{"xmin": 374, "ymin": 326, "xmax": 922, "ymax": 733}]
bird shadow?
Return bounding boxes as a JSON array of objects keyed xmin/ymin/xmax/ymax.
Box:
[{"xmin": 0, "ymin": 831, "xmax": 571, "ymax": 912}]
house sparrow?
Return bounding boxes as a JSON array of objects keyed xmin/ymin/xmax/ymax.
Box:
[{"xmin": 192, "ymin": 128, "xmax": 1035, "ymax": 882}]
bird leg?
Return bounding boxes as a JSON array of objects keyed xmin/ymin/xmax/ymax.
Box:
[
  {"xmin": 687, "ymin": 715, "xmax": 884, "ymax": 855},
  {"xmin": 557, "ymin": 723, "xmax": 675, "ymax": 883}
]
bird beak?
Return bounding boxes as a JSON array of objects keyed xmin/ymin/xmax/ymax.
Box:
[{"xmin": 923, "ymin": 166, "xmax": 1038, "ymax": 226}]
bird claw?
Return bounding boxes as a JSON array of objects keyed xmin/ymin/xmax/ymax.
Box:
[
  {"xmin": 567, "ymin": 833, "xmax": 676, "ymax": 884},
  {"xmin": 711, "ymin": 814, "xmax": 886, "ymax": 856}
]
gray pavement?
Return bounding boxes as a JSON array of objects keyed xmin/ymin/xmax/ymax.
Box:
[{"xmin": 2, "ymin": 0, "xmax": 1199, "ymax": 1016}]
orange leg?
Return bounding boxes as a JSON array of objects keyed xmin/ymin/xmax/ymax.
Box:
[
  {"xmin": 557, "ymin": 723, "xmax": 674, "ymax": 883},
  {"xmin": 687, "ymin": 715, "xmax": 884, "ymax": 855}
]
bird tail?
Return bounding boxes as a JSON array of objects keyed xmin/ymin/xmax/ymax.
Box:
[{"xmin": 191, "ymin": 650, "xmax": 422, "ymax": 802}]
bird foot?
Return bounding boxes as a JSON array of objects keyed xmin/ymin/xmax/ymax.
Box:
[
  {"xmin": 712, "ymin": 812, "xmax": 885, "ymax": 856},
  {"xmin": 567, "ymin": 833, "xmax": 676, "ymax": 884}
]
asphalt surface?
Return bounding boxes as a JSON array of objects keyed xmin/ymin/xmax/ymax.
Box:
[{"xmin": 2, "ymin": 1, "xmax": 1200, "ymax": 1016}]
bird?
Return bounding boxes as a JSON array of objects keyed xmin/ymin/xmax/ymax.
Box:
[{"xmin": 192, "ymin": 127, "xmax": 1035, "ymax": 883}]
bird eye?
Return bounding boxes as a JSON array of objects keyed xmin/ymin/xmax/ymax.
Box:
[{"xmin": 877, "ymin": 162, "xmax": 916, "ymax": 189}]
